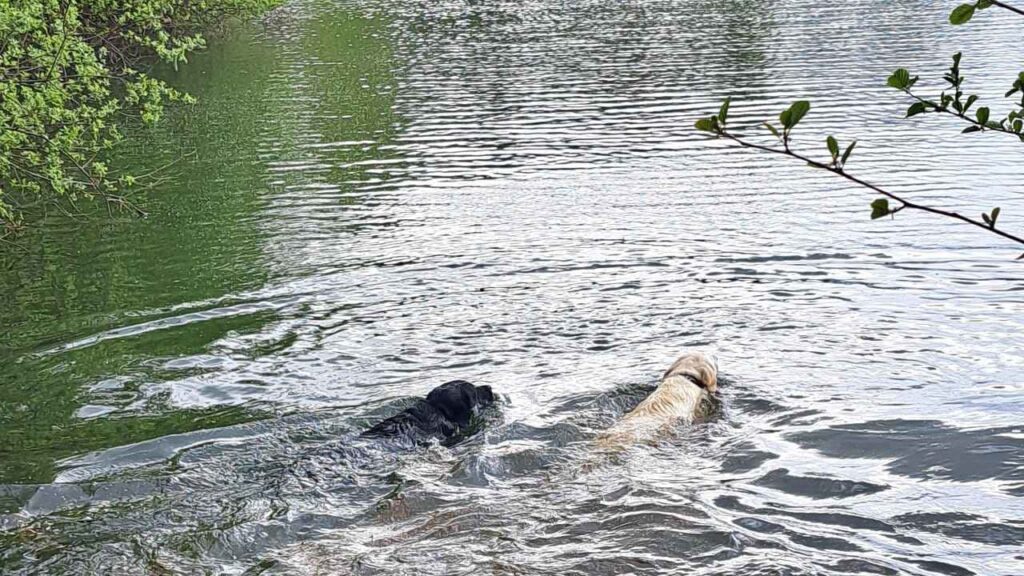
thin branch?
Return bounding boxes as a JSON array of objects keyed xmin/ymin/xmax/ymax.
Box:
[
  {"xmin": 101, "ymin": 193, "xmax": 148, "ymax": 218},
  {"xmin": 991, "ymin": 1, "xmax": 1024, "ymax": 17},
  {"xmin": 44, "ymin": 2, "xmax": 72, "ymax": 82},
  {"xmin": 0, "ymin": 233, "xmax": 30, "ymax": 253},
  {"xmin": 716, "ymin": 130, "xmax": 1024, "ymax": 249},
  {"xmin": 902, "ymin": 90, "xmax": 1022, "ymax": 137}
]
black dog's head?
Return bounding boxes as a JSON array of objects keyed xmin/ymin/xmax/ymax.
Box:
[{"xmin": 425, "ymin": 380, "xmax": 495, "ymax": 427}]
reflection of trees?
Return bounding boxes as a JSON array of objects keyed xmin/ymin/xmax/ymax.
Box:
[
  {"xmin": 401, "ymin": 0, "xmax": 777, "ymax": 93},
  {"xmin": 0, "ymin": 26, "xmax": 283, "ymax": 484},
  {"xmin": 234, "ymin": 2, "xmax": 406, "ymax": 276},
  {"xmin": 267, "ymin": 7, "xmax": 402, "ymax": 204},
  {"xmin": 0, "ymin": 3, "xmax": 405, "ymax": 484},
  {"xmin": 385, "ymin": 0, "xmax": 778, "ymax": 176}
]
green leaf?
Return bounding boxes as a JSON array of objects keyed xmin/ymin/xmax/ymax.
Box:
[
  {"xmin": 827, "ymin": 135, "xmax": 839, "ymax": 159},
  {"xmin": 983, "ymin": 213, "xmax": 992, "ymax": 225},
  {"xmin": 780, "ymin": 109, "xmax": 792, "ymax": 129},
  {"xmin": 906, "ymin": 102, "xmax": 928, "ymax": 117},
  {"xmin": 870, "ymin": 199, "xmax": 890, "ymax": 220},
  {"xmin": 888, "ymin": 69, "xmax": 912, "ymax": 90},
  {"xmin": 763, "ymin": 122, "xmax": 781, "ymax": 139},
  {"xmin": 695, "ymin": 117, "xmax": 718, "ymax": 133},
  {"xmin": 964, "ymin": 94, "xmax": 978, "ymax": 112},
  {"xmin": 949, "ymin": 3, "xmax": 975, "ymax": 24},
  {"xmin": 786, "ymin": 100, "xmax": 810, "ymax": 128},
  {"xmin": 718, "ymin": 97, "xmax": 731, "ymax": 124},
  {"xmin": 841, "ymin": 141, "xmax": 857, "ymax": 166},
  {"xmin": 962, "ymin": 126, "xmax": 982, "ymax": 133},
  {"xmin": 976, "ymin": 107, "xmax": 990, "ymax": 125},
  {"xmin": 978, "ymin": 0, "xmax": 993, "ymax": 8},
  {"xmin": 991, "ymin": 207, "xmax": 1000, "ymax": 225}
]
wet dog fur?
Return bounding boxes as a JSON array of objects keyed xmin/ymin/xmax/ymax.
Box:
[
  {"xmin": 596, "ymin": 352, "xmax": 718, "ymax": 450},
  {"xmin": 362, "ymin": 380, "xmax": 495, "ymax": 445}
]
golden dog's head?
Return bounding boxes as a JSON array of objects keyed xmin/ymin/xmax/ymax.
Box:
[{"xmin": 663, "ymin": 351, "xmax": 719, "ymax": 393}]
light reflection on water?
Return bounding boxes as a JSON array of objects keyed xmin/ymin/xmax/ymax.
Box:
[{"xmin": 1, "ymin": 0, "xmax": 1023, "ymax": 574}]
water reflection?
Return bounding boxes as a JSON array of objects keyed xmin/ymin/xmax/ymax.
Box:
[{"xmin": 2, "ymin": 0, "xmax": 1024, "ymax": 574}]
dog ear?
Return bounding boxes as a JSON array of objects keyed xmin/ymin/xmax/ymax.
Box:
[{"xmin": 699, "ymin": 361, "xmax": 718, "ymax": 391}]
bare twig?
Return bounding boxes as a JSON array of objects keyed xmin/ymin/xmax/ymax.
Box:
[{"xmin": 102, "ymin": 194, "xmax": 148, "ymax": 218}]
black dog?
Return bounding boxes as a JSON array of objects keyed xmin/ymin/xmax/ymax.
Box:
[{"xmin": 362, "ymin": 380, "xmax": 495, "ymax": 444}]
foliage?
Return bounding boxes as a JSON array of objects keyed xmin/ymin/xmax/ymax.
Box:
[
  {"xmin": 696, "ymin": 1, "xmax": 1024, "ymax": 257},
  {"xmin": 0, "ymin": 0, "xmax": 280, "ymax": 225}
]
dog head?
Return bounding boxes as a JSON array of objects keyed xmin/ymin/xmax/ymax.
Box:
[
  {"xmin": 663, "ymin": 351, "xmax": 719, "ymax": 392},
  {"xmin": 425, "ymin": 380, "xmax": 496, "ymax": 427}
]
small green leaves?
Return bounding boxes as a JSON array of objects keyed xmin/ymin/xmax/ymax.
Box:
[
  {"xmin": 887, "ymin": 69, "xmax": 918, "ymax": 90},
  {"xmin": 718, "ymin": 97, "xmax": 731, "ymax": 124},
  {"xmin": 906, "ymin": 102, "xmax": 928, "ymax": 117},
  {"xmin": 696, "ymin": 98, "xmax": 731, "ymax": 135},
  {"xmin": 982, "ymin": 207, "xmax": 1001, "ymax": 228},
  {"xmin": 950, "ymin": 3, "xmax": 975, "ymax": 25},
  {"xmin": 694, "ymin": 116, "xmax": 721, "ymax": 134},
  {"xmin": 826, "ymin": 135, "xmax": 839, "ymax": 161},
  {"xmin": 1007, "ymin": 73, "xmax": 1024, "ymax": 97},
  {"xmin": 976, "ymin": 106, "xmax": 990, "ymax": 125},
  {"xmin": 943, "ymin": 53, "xmax": 965, "ymax": 93},
  {"xmin": 949, "ymin": 1, "xmax": 992, "ymax": 24},
  {"xmin": 780, "ymin": 100, "xmax": 810, "ymax": 129},
  {"xmin": 779, "ymin": 110, "xmax": 791, "ymax": 129},
  {"xmin": 870, "ymin": 199, "xmax": 890, "ymax": 220},
  {"xmin": 764, "ymin": 122, "xmax": 781, "ymax": 140},
  {"xmin": 841, "ymin": 141, "xmax": 857, "ymax": 167}
]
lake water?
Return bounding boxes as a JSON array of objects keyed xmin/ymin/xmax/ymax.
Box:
[{"xmin": 2, "ymin": 0, "xmax": 1023, "ymax": 574}]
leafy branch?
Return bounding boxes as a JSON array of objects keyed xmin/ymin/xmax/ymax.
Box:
[
  {"xmin": 889, "ymin": 54, "xmax": 1024, "ymax": 140},
  {"xmin": 952, "ymin": 1, "xmax": 1024, "ymax": 21},
  {"xmin": 695, "ymin": 100, "xmax": 1024, "ymax": 258},
  {"xmin": 693, "ymin": 1, "xmax": 1024, "ymax": 259}
]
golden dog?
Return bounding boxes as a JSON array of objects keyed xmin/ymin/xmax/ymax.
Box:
[{"xmin": 596, "ymin": 352, "xmax": 718, "ymax": 451}]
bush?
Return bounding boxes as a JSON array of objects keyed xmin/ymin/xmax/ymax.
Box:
[{"xmin": 0, "ymin": 0, "xmax": 280, "ymax": 225}]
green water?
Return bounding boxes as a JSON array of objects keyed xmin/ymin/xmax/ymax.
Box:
[{"xmin": 0, "ymin": 7, "xmax": 396, "ymax": 485}]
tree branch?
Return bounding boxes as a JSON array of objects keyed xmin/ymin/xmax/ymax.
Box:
[
  {"xmin": 716, "ymin": 130, "xmax": 1024, "ymax": 251},
  {"xmin": 902, "ymin": 90, "xmax": 1023, "ymax": 137},
  {"xmin": 991, "ymin": 1, "xmax": 1024, "ymax": 17},
  {"xmin": 44, "ymin": 2, "xmax": 72, "ymax": 82}
]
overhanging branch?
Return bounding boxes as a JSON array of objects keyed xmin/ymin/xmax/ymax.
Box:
[{"xmin": 715, "ymin": 130, "xmax": 1024, "ymax": 254}]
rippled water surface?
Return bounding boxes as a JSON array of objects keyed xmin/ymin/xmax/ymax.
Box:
[{"xmin": 2, "ymin": 0, "xmax": 1024, "ymax": 574}]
